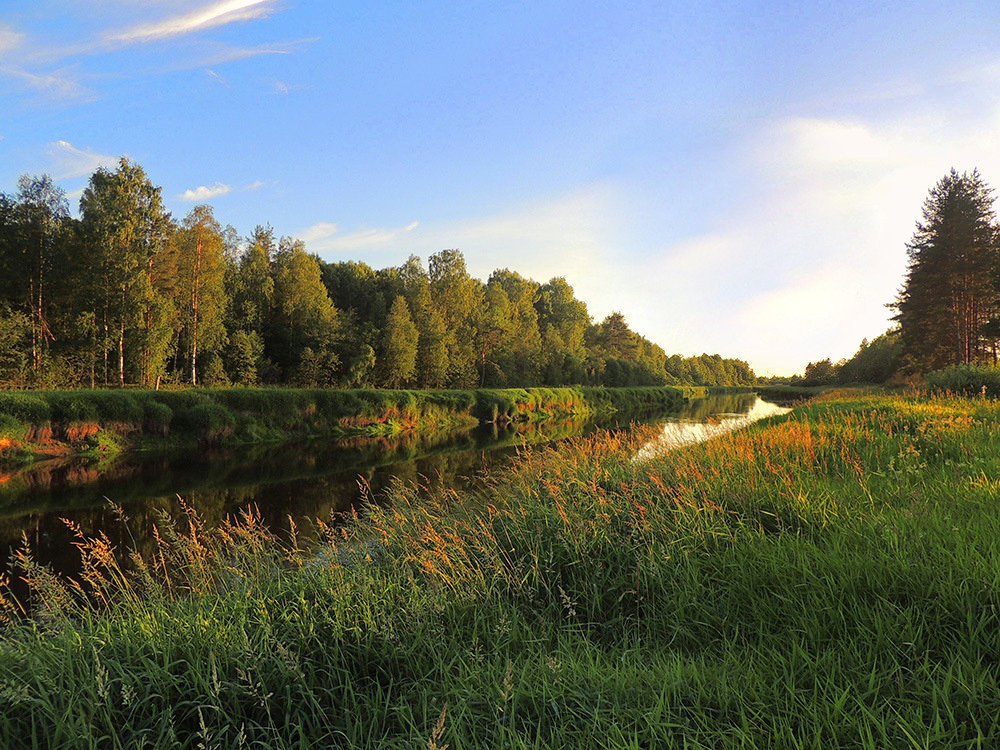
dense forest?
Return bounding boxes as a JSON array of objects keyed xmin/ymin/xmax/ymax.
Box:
[
  {"xmin": 0, "ymin": 158, "xmax": 754, "ymax": 390},
  {"xmin": 792, "ymin": 168, "xmax": 1000, "ymax": 387}
]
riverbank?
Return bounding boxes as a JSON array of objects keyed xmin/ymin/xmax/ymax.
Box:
[
  {"xmin": 1, "ymin": 390, "xmax": 998, "ymax": 746},
  {"xmin": 0, "ymin": 385, "xmax": 690, "ymax": 466}
]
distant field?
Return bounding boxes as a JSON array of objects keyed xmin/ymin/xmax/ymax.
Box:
[{"xmin": 1, "ymin": 389, "xmax": 998, "ymax": 747}]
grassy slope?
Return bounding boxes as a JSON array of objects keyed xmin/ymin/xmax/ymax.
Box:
[{"xmin": 1, "ymin": 390, "xmax": 999, "ymax": 747}]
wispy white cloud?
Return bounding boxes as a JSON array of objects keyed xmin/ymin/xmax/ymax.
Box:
[
  {"xmin": 179, "ymin": 182, "xmax": 233, "ymax": 201},
  {"xmin": 165, "ymin": 38, "xmax": 317, "ymax": 73},
  {"xmin": 0, "ymin": 66, "xmax": 93, "ymax": 101},
  {"xmin": 302, "ymin": 186, "xmax": 622, "ymax": 313},
  {"xmin": 65, "ymin": 187, "xmax": 86, "ymax": 204},
  {"xmin": 299, "ymin": 222, "xmax": 338, "ymax": 243},
  {"xmin": 301, "ymin": 220, "xmax": 422, "ymax": 252},
  {"xmin": 106, "ymin": 0, "xmax": 277, "ymax": 44},
  {"xmin": 177, "ymin": 178, "xmax": 269, "ymax": 201},
  {"xmin": 269, "ymin": 78, "xmax": 304, "ymax": 95},
  {"xmin": 46, "ymin": 140, "xmax": 119, "ymax": 179},
  {"xmin": 3, "ymin": 10, "xmax": 307, "ymax": 107},
  {"xmin": 0, "ymin": 24, "xmax": 23, "ymax": 56}
]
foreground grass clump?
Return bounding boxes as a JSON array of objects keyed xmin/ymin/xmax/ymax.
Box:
[{"xmin": 2, "ymin": 391, "xmax": 1000, "ymax": 747}]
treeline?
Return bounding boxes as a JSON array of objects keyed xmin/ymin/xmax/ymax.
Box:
[
  {"xmin": 791, "ymin": 329, "xmax": 902, "ymax": 387},
  {"xmin": 662, "ymin": 353, "xmax": 755, "ymax": 387},
  {"xmin": 0, "ymin": 158, "xmax": 755, "ymax": 390}
]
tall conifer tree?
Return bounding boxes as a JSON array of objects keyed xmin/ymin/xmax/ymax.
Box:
[{"xmin": 895, "ymin": 169, "xmax": 999, "ymax": 371}]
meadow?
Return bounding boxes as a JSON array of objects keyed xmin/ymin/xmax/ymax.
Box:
[{"xmin": 0, "ymin": 389, "xmax": 998, "ymax": 747}]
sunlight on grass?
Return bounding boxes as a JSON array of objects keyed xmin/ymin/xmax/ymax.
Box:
[{"xmin": 1, "ymin": 391, "xmax": 999, "ymax": 747}]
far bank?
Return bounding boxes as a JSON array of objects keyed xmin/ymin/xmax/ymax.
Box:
[{"xmin": 0, "ymin": 385, "xmax": 696, "ymax": 466}]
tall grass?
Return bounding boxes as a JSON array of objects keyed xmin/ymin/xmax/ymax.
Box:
[{"xmin": 1, "ymin": 391, "xmax": 999, "ymax": 747}]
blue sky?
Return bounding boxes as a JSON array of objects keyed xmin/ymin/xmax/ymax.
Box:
[{"xmin": 4, "ymin": 1, "xmax": 1000, "ymax": 374}]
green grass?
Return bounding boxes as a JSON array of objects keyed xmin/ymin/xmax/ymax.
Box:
[{"xmin": 1, "ymin": 390, "xmax": 999, "ymax": 747}]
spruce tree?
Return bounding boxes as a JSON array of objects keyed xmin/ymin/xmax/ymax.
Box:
[{"xmin": 895, "ymin": 169, "xmax": 999, "ymax": 372}]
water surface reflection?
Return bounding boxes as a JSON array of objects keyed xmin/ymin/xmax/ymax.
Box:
[
  {"xmin": 633, "ymin": 397, "xmax": 791, "ymax": 462},
  {"xmin": 0, "ymin": 393, "xmax": 772, "ymax": 578}
]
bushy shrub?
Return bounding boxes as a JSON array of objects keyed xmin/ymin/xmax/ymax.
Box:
[
  {"xmin": 925, "ymin": 364, "xmax": 1000, "ymax": 398},
  {"xmin": 171, "ymin": 402, "xmax": 235, "ymax": 440},
  {"xmin": 0, "ymin": 393, "xmax": 51, "ymax": 423},
  {"xmin": 142, "ymin": 400, "xmax": 173, "ymax": 434},
  {"xmin": 475, "ymin": 390, "xmax": 518, "ymax": 422},
  {"xmin": 46, "ymin": 394, "xmax": 99, "ymax": 424},
  {"xmin": 0, "ymin": 413, "xmax": 20, "ymax": 434}
]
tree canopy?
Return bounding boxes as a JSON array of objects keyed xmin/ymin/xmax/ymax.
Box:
[
  {"xmin": 894, "ymin": 169, "xmax": 1000, "ymax": 372},
  {"xmin": 0, "ymin": 161, "xmax": 755, "ymax": 389}
]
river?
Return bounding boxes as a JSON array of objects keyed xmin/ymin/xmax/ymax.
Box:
[{"xmin": 0, "ymin": 392, "xmax": 781, "ymax": 583}]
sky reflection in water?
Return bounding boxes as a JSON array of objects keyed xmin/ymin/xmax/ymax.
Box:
[{"xmin": 633, "ymin": 398, "xmax": 791, "ymax": 462}]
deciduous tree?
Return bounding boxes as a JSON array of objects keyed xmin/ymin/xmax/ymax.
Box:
[
  {"xmin": 176, "ymin": 205, "xmax": 228, "ymax": 384},
  {"xmin": 80, "ymin": 158, "xmax": 173, "ymax": 387},
  {"xmin": 380, "ymin": 296, "xmax": 418, "ymax": 387}
]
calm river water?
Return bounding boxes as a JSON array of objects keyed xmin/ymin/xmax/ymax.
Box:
[{"xmin": 0, "ymin": 392, "xmax": 777, "ymax": 581}]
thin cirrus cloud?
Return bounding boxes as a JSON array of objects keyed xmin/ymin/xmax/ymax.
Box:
[
  {"xmin": 270, "ymin": 79, "xmax": 299, "ymax": 94},
  {"xmin": 0, "ymin": 65, "xmax": 93, "ymax": 101},
  {"xmin": 0, "ymin": 24, "xmax": 23, "ymax": 54},
  {"xmin": 163, "ymin": 38, "xmax": 318, "ymax": 75},
  {"xmin": 106, "ymin": 0, "xmax": 278, "ymax": 44},
  {"xmin": 2, "ymin": 4, "xmax": 302, "ymax": 106},
  {"xmin": 46, "ymin": 140, "xmax": 119, "ymax": 179},
  {"xmin": 299, "ymin": 186, "xmax": 621, "ymax": 312},
  {"xmin": 300, "ymin": 220, "xmax": 422, "ymax": 252}
]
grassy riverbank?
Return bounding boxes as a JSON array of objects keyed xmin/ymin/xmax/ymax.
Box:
[
  {"xmin": 2, "ymin": 390, "xmax": 999, "ymax": 747},
  {"xmin": 0, "ymin": 385, "xmax": 689, "ymax": 465}
]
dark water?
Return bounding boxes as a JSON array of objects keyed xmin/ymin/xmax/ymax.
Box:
[{"xmin": 0, "ymin": 393, "xmax": 759, "ymax": 581}]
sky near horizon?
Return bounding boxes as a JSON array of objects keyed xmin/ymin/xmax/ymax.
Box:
[{"xmin": 4, "ymin": 2, "xmax": 1000, "ymax": 375}]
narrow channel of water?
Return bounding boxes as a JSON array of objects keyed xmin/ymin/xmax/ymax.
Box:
[{"xmin": 0, "ymin": 392, "xmax": 770, "ymax": 581}]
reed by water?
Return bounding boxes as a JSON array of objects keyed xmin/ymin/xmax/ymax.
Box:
[{"xmin": 0, "ymin": 389, "xmax": 998, "ymax": 747}]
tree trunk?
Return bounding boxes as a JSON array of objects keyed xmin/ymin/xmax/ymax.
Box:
[
  {"xmin": 102, "ymin": 272, "xmax": 110, "ymax": 386},
  {"xmin": 36, "ymin": 232, "xmax": 45, "ymax": 371},
  {"xmin": 30, "ymin": 278, "xmax": 38, "ymax": 373},
  {"xmin": 191, "ymin": 229, "xmax": 203, "ymax": 385},
  {"xmin": 119, "ymin": 284, "xmax": 126, "ymax": 388},
  {"xmin": 118, "ymin": 320, "xmax": 125, "ymax": 388},
  {"xmin": 90, "ymin": 320, "xmax": 96, "ymax": 390}
]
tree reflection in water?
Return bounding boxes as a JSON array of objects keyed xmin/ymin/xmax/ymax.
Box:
[{"xmin": 0, "ymin": 394, "xmax": 766, "ymax": 580}]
